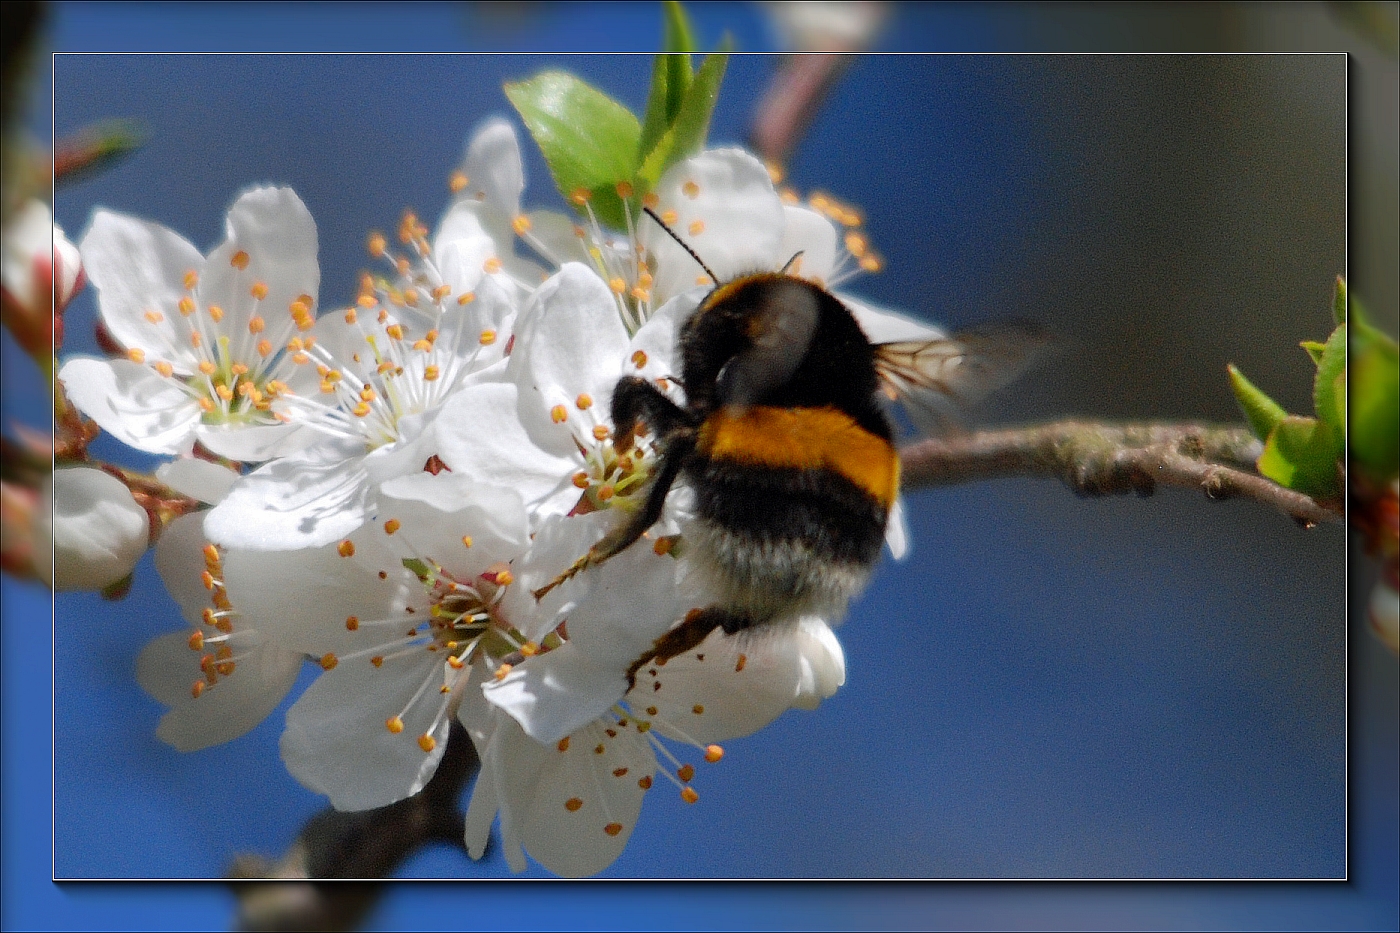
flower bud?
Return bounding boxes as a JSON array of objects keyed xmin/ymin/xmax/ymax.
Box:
[
  {"xmin": 1, "ymin": 199, "xmax": 84, "ymax": 361},
  {"xmin": 35, "ymin": 467, "xmax": 149, "ymax": 591}
]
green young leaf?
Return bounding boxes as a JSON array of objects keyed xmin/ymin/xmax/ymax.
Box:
[
  {"xmin": 1257, "ymin": 415, "xmax": 1342, "ymax": 499},
  {"xmin": 1350, "ymin": 324, "xmax": 1400, "ymax": 481},
  {"xmin": 1312, "ymin": 322, "xmax": 1347, "ymax": 436},
  {"xmin": 505, "ymin": 71, "xmax": 641, "ymax": 230},
  {"xmin": 1300, "ymin": 340, "xmax": 1326, "ymax": 365},
  {"xmin": 638, "ymin": 46, "xmax": 730, "ymax": 188},
  {"xmin": 636, "ymin": 4, "xmax": 697, "ymax": 183},
  {"xmin": 663, "ymin": 0, "xmax": 697, "ymax": 55},
  {"xmin": 1332, "ymin": 274, "xmax": 1347, "ymax": 324},
  {"xmin": 1227, "ymin": 364, "xmax": 1288, "ymax": 442}
]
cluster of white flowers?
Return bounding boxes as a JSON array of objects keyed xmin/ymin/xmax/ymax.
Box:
[{"xmin": 58, "ymin": 119, "xmax": 937, "ymax": 877}]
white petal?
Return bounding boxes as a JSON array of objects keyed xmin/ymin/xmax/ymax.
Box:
[
  {"xmin": 521, "ymin": 718, "xmax": 654, "ymax": 877},
  {"xmin": 563, "ymin": 541, "xmax": 694, "ymax": 663},
  {"xmin": 202, "ymin": 437, "xmax": 372, "ymax": 550},
  {"xmin": 38, "ymin": 466, "xmax": 149, "ymax": 590},
  {"xmin": 842, "ymin": 294, "xmax": 946, "ymax": 343},
  {"xmin": 458, "ymin": 117, "xmax": 525, "ymax": 224},
  {"xmin": 507, "ymin": 263, "xmax": 631, "ymax": 422},
  {"xmin": 435, "ymin": 382, "xmax": 577, "ymax": 511},
  {"xmin": 496, "ymin": 511, "xmax": 613, "ymax": 644},
  {"xmin": 222, "ymin": 528, "xmax": 419, "ymax": 656},
  {"xmin": 137, "ymin": 630, "xmax": 302, "ymax": 752},
  {"xmin": 377, "ymin": 473, "xmax": 529, "ymax": 581},
  {"xmin": 627, "ymin": 289, "xmax": 700, "ymax": 383},
  {"xmin": 203, "ymin": 187, "xmax": 319, "ymax": 346},
  {"xmin": 152, "ymin": 512, "xmax": 219, "ymax": 626},
  {"xmin": 434, "ymin": 200, "xmax": 498, "ymax": 296},
  {"xmin": 78, "ymin": 209, "xmax": 204, "ymax": 358},
  {"xmin": 463, "ymin": 764, "xmax": 499, "ymax": 861},
  {"xmin": 155, "ymin": 457, "xmax": 241, "ymax": 505},
  {"xmin": 195, "ymin": 421, "xmax": 314, "ymax": 463},
  {"xmin": 519, "ymin": 210, "xmax": 592, "ymax": 269},
  {"xmin": 60, "ymin": 357, "xmax": 201, "ymax": 455},
  {"xmin": 485, "ymin": 642, "xmax": 627, "ymax": 745},
  {"xmin": 791, "ymin": 617, "xmax": 847, "ymax": 709},
  {"xmin": 279, "ymin": 654, "xmax": 453, "ymax": 811},
  {"xmin": 643, "ymin": 149, "xmax": 786, "ymax": 306},
  {"xmin": 487, "ymin": 714, "xmax": 550, "ymax": 873},
  {"xmin": 777, "ymin": 204, "xmax": 839, "ymax": 284},
  {"xmin": 884, "ymin": 496, "xmax": 909, "ymax": 560}
]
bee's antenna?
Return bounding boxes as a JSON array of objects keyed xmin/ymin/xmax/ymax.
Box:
[
  {"xmin": 780, "ymin": 250, "xmax": 805, "ymax": 274},
  {"xmin": 643, "ymin": 206, "xmax": 718, "ymax": 285}
]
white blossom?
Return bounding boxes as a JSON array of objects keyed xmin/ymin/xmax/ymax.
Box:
[{"xmin": 37, "ymin": 466, "xmax": 148, "ymax": 591}]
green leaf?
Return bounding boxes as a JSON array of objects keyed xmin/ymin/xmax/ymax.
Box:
[
  {"xmin": 1332, "ymin": 274, "xmax": 1347, "ymax": 324},
  {"xmin": 663, "ymin": 0, "xmax": 697, "ymax": 55},
  {"xmin": 1227, "ymin": 364, "xmax": 1288, "ymax": 442},
  {"xmin": 1300, "ymin": 340, "xmax": 1326, "ymax": 365},
  {"xmin": 505, "ymin": 71, "xmax": 641, "ymax": 230},
  {"xmin": 638, "ymin": 46, "xmax": 730, "ymax": 188},
  {"xmin": 1350, "ymin": 325, "xmax": 1400, "ymax": 480},
  {"xmin": 1257, "ymin": 415, "xmax": 1341, "ymax": 498},
  {"xmin": 1312, "ymin": 323, "xmax": 1347, "ymax": 436},
  {"xmin": 636, "ymin": 4, "xmax": 697, "ymax": 184}
]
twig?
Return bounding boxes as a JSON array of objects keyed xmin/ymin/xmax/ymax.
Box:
[{"xmin": 899, "ymin": 420, "xmax": 1343, "ymax": 527}]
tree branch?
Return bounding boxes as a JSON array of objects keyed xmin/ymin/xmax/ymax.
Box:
[{"xmin": 899, "ymin": 420, "xmax": 1343, "ymax": 527}]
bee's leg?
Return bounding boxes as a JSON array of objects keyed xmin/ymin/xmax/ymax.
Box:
[
  {"xmin": 610, "ymin": 375, "xmax": 693, "ymax": 453},
  {"xmin": 625, "ymin": 607, "xmax": 741, "ymax": 689},
  {"xmin": 532, "ymin": 431, "xmax": 696, "ymax": 601}
]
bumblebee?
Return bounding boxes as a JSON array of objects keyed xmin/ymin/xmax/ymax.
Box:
[{"xmin": 538, "ymin": 209, "xmax": 1040, "ymax": 682}]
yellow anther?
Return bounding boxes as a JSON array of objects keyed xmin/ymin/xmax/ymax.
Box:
[
  {"xmin": 612, "ymin": 767, "xmax": 629, "ymax": 777},
  {"xmin": 494, "ymin": 570, "xmax": 514, "ymax": 587},
  {"xmin": 352, "ymin": 402, "xmax": 371, "ymax": 417},
  {"xmin": 575, "ymin": 393, "xmax": 593, "ymax": 410},
  {"xmin": 642, "ymin": 192, "xmax": 660, "ymax": 209},
  {"xmin": 592, "ymin": 424, "xmax": 610, "ymax": 441},
  {"xmin": 194, "ymin": 360, "xmax": 215, "ymax": 377},
  {"xmin": 705, "ymin": 744, "xmax": 724, "ymax": 763},
  {"xmin": 478, "ymin": 329, "xmax": 496, "ymax": 345},
  {"xmin": 250, "ymin": 282, "xmax": 268, "ymax": 301},
  {"xmin": 386, "ymin": 716, "xmax": 404, "ymax": 734},
  {"xmin": 594, "ymin": 743, "xmax": 605, "ymax": 754},
  {"xmin": 483, "ymin": 257, "xmax": 502, "ymax": 274},
  {"xmin": 359, "ymin": 387, "xmax": 376, "ymax": 402},
  {"xmin": 677, "ymin": 764, "xmax": 695, "ymax": 782},
  {"xmin": 682, "ymin": 180, "xmax": 700, "ymax": 199},
  {"xmin": 215, "ymin": 384, "xmax": 234, "ymax": 401},
  {"xmin": 512, "ymin": 214, "xmax": 532, "ymax": 235},
  {"xmin": 191, "ymin": 681, "xmax": 205, "ymax": 699},
  {"xmin": 765, "ymin": 160, "xmax": 784, "ymax": 184},
  {"xmin": 520, "ymin": 642, "xmax": 538, "ymax": 657},
  {"xmin": 461, "ymin": 535, "xmax": 473, "ymax": 548},
  {"xmin": 604, "ymin": 822, "xmax": 623, "ymax": 836},
  {"xmin": 127, "ymin": 348, "xmax": 146, "ymax": 363},
  {"xmin": 345, "ymin": 615, "xmax": 359, "ymax": 631},
  {"xmin": 337, "ymin": 540, "xmax": 355, "ymax": 558},
  {"xmin": 653, "ymin": 537, "xmax": 672, "ymax": 556},
  {"xmin": 395, "ymin": 257, "xmax": 410, "ymax": 276},
  {"xmin": 630, "ymin": 286, "xmax": 650, "ymax": 301},
  {"xmin": 231, "ymin": 363, "xmax": 249, "ymax": 376},
  {"xmin": 564, "ymin": 797, "xmax": 583, "ymax": 812},
  {"xmin": 735, "ymin": 653, "xmax": 747, "ymax": 672},
  {"xmin": 780, "ymin": 188, "xmax": 800, "ymax": 205},
  {"xmin": 371, "ymin": 656, "xmax": 384, "ymax": 667},
  {"xmin": 572, "ymin": 471, "xmax": 591, "ymax": 489},
  {"xmin": 681, "ymin": 787, "xmax": 699, "ymax": 804},
  {"xmin": 248, "ymin": 315, "xmax": 265, "ymax": 335},
  {"xmin": 661, "ymin": 209, "xmax": 679, "ymax": 226},
  {"xmin": 840, "ymin": 208, "xmax": 863, "ymax": 227},
  {"xmin": 695, "ymin": 275, "xmax": 711, "ymax": 286},
  {"xmin": 557, "ymin": 737, "xmax": 570, "ymax": 752},
  {"xmin": 383, "ymin": 519, "xmax": 401, "ymax": 535},
  {"xmin": 368, "ymin": 232, "xmax": 387, "ymax": 257},
  {"xmin": 187, "ymin": 630, "xmax": 204, "ymax": 651},
  {"xmin": 403, "ymin": 289, "xmax": 419, "ymax": 308},
  {"xmin": 201, "ymin": 608, "xmax": 218, "ymax": 627},
  {"xmin": 205, "ymin": 305, "xmax": 225, "ymax": 326},
  {"xmin": 290, "ymin": 299, "xmax": 310, "ymax": 318},
  {"xmin": 423, "ymin": 365, "xmax": 441, "ymax": 381},
  {"xmin": 859, "ymin": 254, "xmax": 883, "ymax": 273},
  {"xmin": 494, "ymin": 663, "xmax": 513, "ymax": 681},
  {"xmin": 596, "ymin": 485, "xmax": 615, "ymax": 502},
  {"xmin": 608, "ymin": 277, "xmax": 626, "ymax": 294},
  {"xmin": 154, "ymin": 361, "xmax": 174, "ymax": 377},
  {"xmin": 614, "ymin": 180, "xmax": 634, "ymax": 199},
  {"xmin": 254, "ymin": 338, "xmax": 273, "ymax": 357},
  {"xmin": 688, "ymin": 219, "xmax": 705, "ymax": 236},
  {"xmin": 385, "ymin": 323, "xmax": 404, "ymax": 340},
  {"xmin": 638, "ymin": 775, "xmax": 653, "ymax": 790},
  {"xmin": 550, "ymin": 405, "xmax": 568, "ymax": 424},
  {"xmin": 449, "ymin": 171, "xmax": 468, "ymax": 193},
  {"xmin": 183, "ymin": 269, "xmax": 199, "ymax": 289},
  {"xmin": 319, "ymin": 653, "xmax": 338, "ymax": 670},
  {"xmin": 692, "ymin": 704, "xmax": 704, "ymax": 715},
  {"xmin": 845, "ymin": 232, "xmax": 868, "ymax": 256},
  {"xmin": 198, "ymin": 397, "xmax": 216, "ymax": 412},
  {"xmin": 570, "ymin": 187, "xmax": 591, "ymax": 205},
  {"xmin": 448, "ymin": 655, "xmax": 465, "ymax": 670},
  {"xmin": 458, "ymin": 292, "xmax": 476, "ymax": 306},
  {"xmin": 231, "ymin": 250, "xmax": 250, "ymax": 270}
]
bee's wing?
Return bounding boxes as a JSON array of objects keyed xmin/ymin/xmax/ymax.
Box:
[{"xmin": 873, "ymin": 324, "xmax": 1049, "ymax": 437}]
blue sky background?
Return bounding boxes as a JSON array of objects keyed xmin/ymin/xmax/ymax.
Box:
[{"xmin": 3, "ymin": 2, "xmax": 1396, "ymax": 930}]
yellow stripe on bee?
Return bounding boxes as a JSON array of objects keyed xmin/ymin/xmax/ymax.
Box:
[{"xmin": 698, "ymin": 406, "xmax": 899, "ymax": 508}]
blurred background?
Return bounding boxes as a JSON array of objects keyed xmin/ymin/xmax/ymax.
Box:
[{"xmin": 3, "ymin": 1, "xmax": 1395, "ymax": 929}]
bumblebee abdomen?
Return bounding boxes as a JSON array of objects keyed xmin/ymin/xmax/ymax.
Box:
[{"xmin": 685, "ymin": 405, "xmax": 895, "ymax": 623}]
